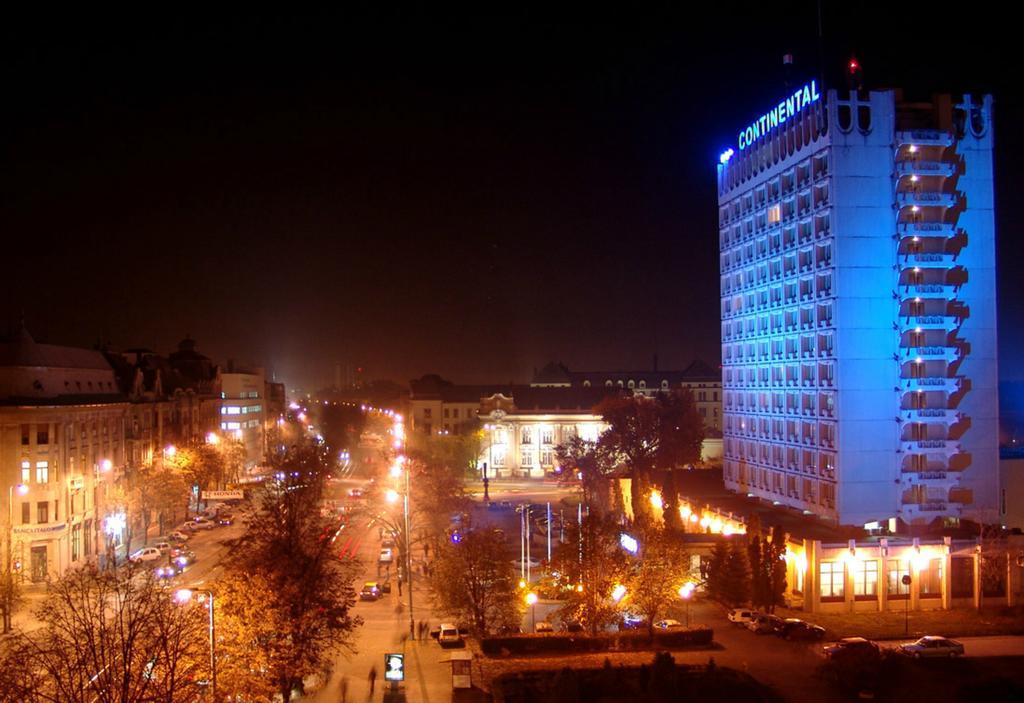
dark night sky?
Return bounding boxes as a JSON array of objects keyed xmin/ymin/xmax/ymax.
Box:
[{"xmin": 3, "ymin": 6, "xmax": 1022, "ymax": 392}]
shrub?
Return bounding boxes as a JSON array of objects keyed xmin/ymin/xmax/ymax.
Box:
[{"xmin": 480, "ymin": 626, "xmax": 713, "ymax": 656}]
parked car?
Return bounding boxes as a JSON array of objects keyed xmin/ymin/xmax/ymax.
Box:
[
  {"xmin": 654, "ymin": 619, "xmax": 684, "ymax": 630},
  {"xmin": 779, "ymin": 619, "xmax": 827, "ymax": 641},
  {"xmin": 534, "ymin": 622, "xmax": 554, "ymax": 633},
  {"xmin": 192, "ymin": 518, "xmax": 215, "ymax": 531},
  {"xmin": 747, "ymin": 613, "xmax": 785, "ymax": 634},
  {"xmin": 899, "ymin": 636, "xmax": 965, "ymax": 658},
  {"xmin": 378, "ymin": 548, "xmax": 394, "ymax": 564},
  {"xmin": 153, "ymin": 542, "xmax": 172, "ymax": 555},
  {"xmin": 562, "ymin": 621, "xmax": 584, "ymax": 633},
  {"xmin": 359, "ymin": 582, "xmax": 381, "ymax": 601},
  {"xmin": 620, "ymin": 613, "xmax": 648, "ymax": 631},
  {"xmin": 129, "ymin": 547, "xmax": 161, "ymax": 563},
  {"xmin": 438, "ymin": 623, "xmax": 462, "ymax": 646},
  {"xmin": 217, "ymin": 514, "xmax": 234, "ymax": 526},
  {"xmin": 727, "ymin": 608, "xmax": 757, "ymax": 625},
  {"xmin": 168, "ymin": 531, "xmax": 190, "ymax": 542},
  {"xmin": 824, "ymin": 637, "xmax": 880, "ymax": 658}
]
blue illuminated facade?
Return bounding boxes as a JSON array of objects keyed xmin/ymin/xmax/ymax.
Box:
[{"xmin": 717, "ymin": 88, "xmax": 999, "ymax": 527}]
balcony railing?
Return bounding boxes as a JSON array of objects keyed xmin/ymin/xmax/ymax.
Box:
[
  {"xmin": 895, "ymin": 160, "xmax": 957, "ymax": 177},
  {"xmin": 898, "ymin": 222, "xmax": 957, "ymax": 239},
  {"xmin": 899, "ymin": 252, "xmax": 957, "ymax": 269},
  {"xmin": 898, "ymin": 315, "xmax": 960, "ymax": 332},
  {"xmin": 896, "ymin": 129, "xmax": 954, "ymax": 147},
  {"xmin": 901, "ymin": 346, "xmax": 961, "ymax": 362},
  {"xmin": 902, "ymin": 376, "xmax": 961, "ymax": 393},
  {"xmin": 900, "ymin": 283, "xmax": 958, "ymax": 300},
  {"xmin": 896, "ymin": 191, "xmax": 960, "ymax": 209}
]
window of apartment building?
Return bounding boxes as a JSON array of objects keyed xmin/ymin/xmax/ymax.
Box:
[
  {"xmin": 919, "ymin": 558, "xmax": 943, "ymax": 598},
  {"xmin": 21, "ymin": 424, "xmax": 30, "ymax": 445},
  {"xmin": 21, "ymin": 460, "xmax": 30, "ymax": 484},
  {"xmin": 37, "ymin": 501, "xmax": 49, "ymax": 524},
  {"xmin": 443, "ymin": 408, "xmax": 450, "ymax": 418},
  {"xmin": 21, "ymin": 502, "xmax": 31, "ymax": 524},
  {"xmin": 423, "ymin": 408, "xmax": 432, "ymax": 419},
  {"xmin": 520, "ymin": 451, "xmax": 533, "ymax": 467},
  {"xmin": 36, "ymin": 461, "xmax": 48, "ymax": 484},
  {"xmin": 887, "ymin": 559, "xmax": 910, "ymax": 598},
  {"xmin": 83, "ymin": 520, "xmax": 92, "ymax": 556},
  {"xmin": 541, "ymin": 428, "xmax": 553, "ymax": 445},
  {"xmin": 452, "ymin": 408, "xmax": 459, "ymax": 419},
  {"xmin": 72, "ymin": 524, "xmax": 82, "ymax": 562},
  {"xmin": 541, "ymin": 450, "xmax": 553, "ymax": 466},
  {"xmin": 521, "ymin": 428, "xmax": 533, "ymax": 444},
  {"xmin": 819, "ymin": 561, "xmax": 844, "ymax": 600},
  {"xmin": 492, "ymin": 449, "xmax": 505, "ymax": 467},
  {"xmin": 852, "ymin": 560, "xmax": 878, "ymax": 599}
]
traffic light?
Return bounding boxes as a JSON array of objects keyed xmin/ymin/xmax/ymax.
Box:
[{"xmin": 847, "ymin": 57, "xmax": 863, "ymax": 90}]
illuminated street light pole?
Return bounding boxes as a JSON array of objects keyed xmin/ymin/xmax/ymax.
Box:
[{"xmin": 175, "ymin": 589, "xmax": 215, "ymax": 700}]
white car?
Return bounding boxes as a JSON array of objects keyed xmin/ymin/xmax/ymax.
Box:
[
  {"xmin": 153, "ymin": 542, "xmax": 172, "ymax": 555},
  {"xmin": 727, "ymin": 608, "xmax": 756, "ymax": 625},
  {"xmin": 437, "ymin": 623, "xmax": 462, "ymax": 647},
  {"xmin": 168, "ymin": 531, "xmax": 190, "ymax": 542},
  {"xmin": 192, "ymin": 518, "xmax": 215, "ymax": 531},
  {"xmin": 129, "ymin": 547, "xmax": 161, "ymax": 563},
  {"xmin": 378, "ymin": 548, "xmax": 394, "ymax": 564}
]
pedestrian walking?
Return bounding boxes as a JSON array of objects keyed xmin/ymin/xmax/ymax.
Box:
[
  {"xmin": 368, "ymin": 665, "xmax": 377, "ymax": 695},
  {"xmin": 339, "ymin": 675, "xmax": 349, "ymax": 703}
]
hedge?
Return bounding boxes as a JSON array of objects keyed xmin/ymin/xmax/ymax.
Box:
[{"xmin": 480, "ymin": 626, "xmax": 713, "ymax": 656}]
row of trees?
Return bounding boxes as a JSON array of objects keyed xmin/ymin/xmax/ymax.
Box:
[
  {"xmin": 548, "ymin": 515, "xmax": 693, "ymax": 636},
  {"xmin": 556, "ymin": 389, "xmax": 706, "ymax": 529},
  {"xmin": 705, "ymin": 517, "xmax": 787, "ymax": 610},
  {"xmin": 0, "ymin": 438, "xmax": 364, "ymax": 703}
]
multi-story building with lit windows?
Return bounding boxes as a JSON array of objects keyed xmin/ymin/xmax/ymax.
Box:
[{"xmin": 717, "ymin": 83, "xmax": 998, "ymax": 528}]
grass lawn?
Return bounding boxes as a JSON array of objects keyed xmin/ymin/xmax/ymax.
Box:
[{"xmin": 775, "ymin": 604, "xmax": 1024, "ymax": 640}]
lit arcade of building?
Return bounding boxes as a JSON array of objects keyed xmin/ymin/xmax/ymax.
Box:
[{"xmin": 717, "ymin": 82, "xmax": 998, "ymax": 528}]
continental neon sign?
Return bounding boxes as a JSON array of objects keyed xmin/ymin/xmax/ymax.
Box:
[{"xmin": 738, "ymin": 80, "xmax": 821, "ymax": 150}]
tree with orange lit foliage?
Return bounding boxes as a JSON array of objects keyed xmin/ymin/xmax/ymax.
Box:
[
  {"xmin": 0, "ymin": 564, "xmax": 206, "ymax": 703},
  {"xmin": 595, "ymin": 390, "xmax": 704, "ymax": 528},
  {"xmin": 555, "ymin": 436, "xmax": 615, "ymax": 516},
  {"xmin": 216, "ymin": 447, "xmax": 361, "ymax": 702},
  {"xmin": 548, "ymin": 514, "xmax": 630, "ymax": 636}
]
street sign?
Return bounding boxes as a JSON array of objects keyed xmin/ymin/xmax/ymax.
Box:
[
  {"xmin": 384, "ymin": 653, "xmax": 404, "ymax": 682},
  {"xmin": 201, "ymin": 490, "xmax": 244, "ymax": 500}
]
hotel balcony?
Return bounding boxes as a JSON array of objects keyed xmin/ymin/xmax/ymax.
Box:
[
  {"xmin": 901, "ymin": 376, "xmax": 962, "ymax": 393},
  {"xmin": 897, "ymin": 314, "xmax": 961, "ymax": 332},
  {"xmin": 896, "ymin": 129, "xmax": 955, "ymax": 147},
  {"xmin": 896, "ymin": 191, "xmax": 960, "ymax": 209},
  {"xmin": 899, "ymin": 252, "xmax": 958, "ymax": 269},
  {"xmin": 900, "ymin": 502, "xmax": 950, "ymax": 520},
  {"xmin": 895, "ymin": 160, "xmax": 957, "ymax": 178},
  {"xmin": 898, "ymin": 222, "xmax": 957, "ymax": 239},
  {"xmin": 901, "ymin": 345, "xmax": 961, "ymax": 362},
  {"xmin": 900, "ymin": 438, "xmax": 959, "ymax": 455},
  {"xmin": 899, "ymin": 283, "xmax": 959, "ymax": 300},
  {"xmin": 903, "ymin": 407, "xmax": 959, "ymax": 424}
]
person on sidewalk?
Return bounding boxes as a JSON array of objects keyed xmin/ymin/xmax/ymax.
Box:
[{"xmin": 368, "ymin": 665, "xmax": 377, "ymax": 695}]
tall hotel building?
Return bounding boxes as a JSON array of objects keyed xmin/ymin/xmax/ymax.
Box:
[{"xmin": 717, "ymin": 83, "xmax": 999, "ymax": 528}]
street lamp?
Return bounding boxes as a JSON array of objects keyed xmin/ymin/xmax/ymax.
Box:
[
  {"xmin": 678, "ymin": 582, "xmax": 696, "ymax": 627},
  {"xmin": 175, "ymin": 589, "xmax": 216, "ymax": 699},
  {"xmin": 525, "ymin": 592, "xmax": 538, "ymax": 632}
]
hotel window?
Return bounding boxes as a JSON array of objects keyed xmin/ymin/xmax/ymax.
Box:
[
  {"xmin": 767, "ymin": 204, "xmax": 781, "ymax": 224},
  {"xmin": 541, "ymin": 428, "xmax": 553, "ymax": 445},
  {"xmin": 520, "ymin": 451, "xmax": 533, "ymax": 467},
  {"xmin": 37, "ymin": 501, "xmax": 49, "ymax": 524},
  {"xmin": 36, "ymin": 461, "xmax": 49, "ymax": 484},
  {"xmin": 819, "ymin": 561, "xmax": 844, "ymax": 600},
  {"xmin": 852, "ymin": 559, "xmax": 878, "ymax": 598},
  {"xmin": 21, "ymin": 424, "xmax": 30, "ymax": 445},
  {"xmin": 521, "ymin": 428, "xmax": 533, "ymax": 445},
  {"xmin": 21, "ymin": 460, "xmax": 30, "ymax": 484},
  {"xmin": 37, "ymin": 424, "xmax": 49, "ymax": 445},
  {"xmin": 887, "ymin": 559, "xmax": 910, "ymax": 598},
  {"xmin": 541, "ymin": 450, "xmax": 553, "ymax": 466},
  {"xmin": 919, "ymin": 558, "xmax": 942, "ymax": 597}
]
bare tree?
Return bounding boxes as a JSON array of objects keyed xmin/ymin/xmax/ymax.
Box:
[{"xmin": 0, "ymin": 563, "xmax": 206, "ymax": 703}]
